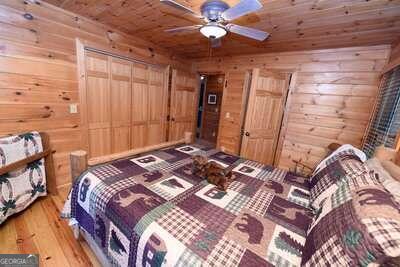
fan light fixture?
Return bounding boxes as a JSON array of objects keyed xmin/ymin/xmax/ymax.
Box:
[
  {"xmin": 200, "ymin": 24, "xmax": 227, "ymax": 39},
  {"xmin": 162, "ymin": 0, "xmax": 269, "ymax": 47}
]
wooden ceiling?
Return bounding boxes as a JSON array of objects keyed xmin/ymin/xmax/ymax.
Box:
[{"xmin": 43, "ymin": 0, "xmax": 400, "ymax": 58}]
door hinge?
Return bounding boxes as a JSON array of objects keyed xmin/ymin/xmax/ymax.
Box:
[
  {"xmin": 167, "ymin": 115, "xmax": 170, "ymax": 121},
  {"xmin": 225, "ymin": 80, "xmax": 228, "ymax": 88}
]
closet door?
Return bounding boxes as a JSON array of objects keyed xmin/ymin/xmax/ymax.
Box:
[
  {"xmin": 111, "ymin": 58, "xmax": 131, "ymax": 153},
  {"xmin": 240, "ymin": 69, "xmax": 290, "ymax": 165},
  {"xmin": 131, "ymin": 63, "xmax": 148, "ymax": 149},
  {"xmin": 147, "ymin": 67, "xmax": 168, "ymax": 145},
  {"xmin": 85, "ymin": 51, "xmax": 111, "ymax": 157},
  {"xmin": 169, "ymin": 69, "xmax": 198, "ymax": 141}
]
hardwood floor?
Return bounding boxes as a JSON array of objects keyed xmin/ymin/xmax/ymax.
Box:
[{"xmin": 0, "ymin": 186, "xmax": 100, "ymax": 267}]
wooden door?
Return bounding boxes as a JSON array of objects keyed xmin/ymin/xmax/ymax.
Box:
[
  {"xmin": 169, "ymin": 69, "xmax": 198, "ymax": 141},
  {"xmin": 111, "ymin": 58, "xmax": 131, "ymax": 153},
  {"xmin": 240, "ymin": 69, "xmax": 290, "ymax": 165},
  {"xmin": 147, "ymin": 67, "xmax": 168, "ymax": 145},
  {"xmin": 131, "ymin": 63, "xmax": 148, "ymax": 149},
  {"xmin": 201, "ymin": 74, "xmax": 224, "ymax": 144},
  {"xmin": 216, "ymin": 70, "xmax": 250, "ymax": 154},
  {"xmin": 85, "ymin": 51, "xmax": 111, "ymax": 157}
]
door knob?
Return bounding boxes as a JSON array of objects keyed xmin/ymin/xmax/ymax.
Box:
[{"xmin": 245, "ymin": 132, "xmax": 250, "ymax": 137}]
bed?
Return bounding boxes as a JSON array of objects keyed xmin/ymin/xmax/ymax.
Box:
[
  {"xmin": 62, "ymin": 135, "xmax": 400, "ymax": 266},
  {"xmin": 63, "ymin": 138, "xmax": 313, "ymax": 267}
]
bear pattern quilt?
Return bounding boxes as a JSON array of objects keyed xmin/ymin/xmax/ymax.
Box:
[{"xmin": 63, "ymin": 143, "xmax": 313, "ymax": 267}]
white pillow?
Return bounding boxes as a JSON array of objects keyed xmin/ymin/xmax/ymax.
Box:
[
  {"xmin": 365, "ymin": 157, "xmax": 393, "ymax": 182},
  {"xmin": 365, "ymin": 157, "xmax": 400, "ymax": 200}
]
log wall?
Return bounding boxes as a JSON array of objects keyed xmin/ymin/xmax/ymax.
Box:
[
  {"xmin": 194, "ymin": 45, "xmax": 391, "ymax": 170},
  {"xmin": 0, "ymin": 0, "xmax": 187, "ymax": 188}
]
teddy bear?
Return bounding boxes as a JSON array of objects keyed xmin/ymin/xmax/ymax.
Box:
[{"xmin": 192, "ymin": 155, "xmax": 233, "ymax": 191}]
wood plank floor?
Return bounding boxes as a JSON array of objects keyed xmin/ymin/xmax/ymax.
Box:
[{"xmin": 0, "ymin": 186, "xmax": 100, "ymax": 267}]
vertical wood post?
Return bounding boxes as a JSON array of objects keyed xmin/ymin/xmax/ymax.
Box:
[
  {"xmin": 184, "ymin": 131, "xmax": 193, "ymax": 144},
  {"xmin": 70, "ymin": 150, "xmax": 88, "ymax": 182},
  {"xmin": 39, "ymin": 132, "xmax": 57, "ymax": 195}
]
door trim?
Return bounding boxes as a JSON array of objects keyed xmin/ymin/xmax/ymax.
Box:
[
  {"xmin": 238, "ymin": 71, "xmax": 252, "ymax": 155},
  {"xmin": 273, "ymin": 72, "xmax": 297, "ymax": 166}
]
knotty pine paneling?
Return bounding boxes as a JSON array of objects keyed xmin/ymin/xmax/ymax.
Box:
[
  {"xmin": 390, "ymin": 41, "xmax": 400, "ymax": 63},
  {"xmin": 194, "ymin": 45, "xmax": 391, "ymax": 171},
  {"xmin": 42, "ymin": 0, "xmax": 400, "ymax": 58},
  {"xmin": 0, "ymin": 0, "xmax": 188, "ymax": 188},
  {"xmin": 386, "ymin": 41, "xmax": 400, "ymax": 72}
]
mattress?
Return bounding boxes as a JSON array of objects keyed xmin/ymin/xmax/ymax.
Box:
[{"xmin": 63, "ymin": 143, "xmax": 313, "ymax": 266}]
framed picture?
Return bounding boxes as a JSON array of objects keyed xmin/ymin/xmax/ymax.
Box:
[{"xmin": 208, "ymin": 94, "xmax": 217, "ymax": 105}]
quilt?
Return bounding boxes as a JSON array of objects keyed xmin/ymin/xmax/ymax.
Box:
[
  {"xmin": 302, "ymin": 152, "xmax": 400, "ymax": 266},
  {"xmin": 63, "ymin": 143, "xmax": 313, "ymax": 267},
  {"xmin": 0, "ymin": 132, "xmax": 46, "ymax": 224}
]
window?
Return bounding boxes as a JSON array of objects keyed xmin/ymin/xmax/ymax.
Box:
[{"xmin": 363, "ymin": 66, "xmax": 400, "ymax": 157}]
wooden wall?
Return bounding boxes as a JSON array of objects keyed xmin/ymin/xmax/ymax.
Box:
[
  {"xmin": 390, "ymin": 41, "xmax": 400, "ymax": 63},
  {"xmin": 0, "ymin": 0, "xmax": 187, "ymax": 189},
  {"xmin": 200, "ymin": 74, "xmax": 224, "ymax": 143},
  {"xmin": 194, "ymin": 45, "xmax": 391, "ymax": 171},
  {"xmin": 386, "ymin": 41, "xmax": 400, "ymax": 72}
]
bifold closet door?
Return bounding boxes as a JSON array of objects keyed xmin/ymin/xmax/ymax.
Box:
[
  {"xmin": 131, "ymin": 63, "xmax": 168, "ymax": 148},
  {"xmin": 147, "ymin": 67, "xmax": 168, "ymax": 145},
  {"xmin": 169, "ymin": 69, "xmax": 198, "ymax": 141},
  {"xmin": 85, "ymin": 51, "xmax": 111, "ymax": 158},
  {"xmin": 132, "ymin": 63, "xmax": 148, "ymax": 149},
  {"xmin": 240, "ymin": 69, "xmax": 290, "ymax": 165},
  {"xmin": 111, "ymin": 58, "xmax": 132, "ymax": 153}
]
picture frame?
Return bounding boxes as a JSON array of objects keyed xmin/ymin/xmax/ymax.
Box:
[{"xmin": 208, "ymin": 94, "xmax": 217, "ymax": 105}]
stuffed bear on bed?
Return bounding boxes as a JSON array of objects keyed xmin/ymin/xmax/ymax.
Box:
[{"xmin": 191, "ymin": 155, "xmax": 233, "ymax": 191}]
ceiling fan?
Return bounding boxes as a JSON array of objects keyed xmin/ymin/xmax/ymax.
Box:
[{"xmin": 160, "ymin": 0, "xmax": 269, "ymax": 47}]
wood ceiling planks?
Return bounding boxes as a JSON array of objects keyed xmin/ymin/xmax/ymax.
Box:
[{"xmin": 42, "ymin": 0, "xmax": 400, "ymax": 58}]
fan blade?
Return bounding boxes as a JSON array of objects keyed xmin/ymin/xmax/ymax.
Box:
[
  {"xmin": 164, "ymin": 25, "xmax": 202, "ymax": 33},
  {"xmin": 210, "ymin": 37, "xmax": 222, "ymax": 48},
  {"xmin": 221, "ymin": 0, "xmax": 262, "ymax": 21},
  {"xmin": 160, "ymin": 0, "xmax": 202, "ymax": 18},
  {"xmin": 226, "ymin": 24, "xmax": 269, "ymax": 41}
]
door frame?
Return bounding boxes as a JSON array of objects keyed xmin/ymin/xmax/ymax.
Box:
[
  {"xmin": 198, "ymin": 75, "xmax": 208, "ymax": 139},
  {"xmin": 198, "ymin": 73, "xmax": 226, "ymax": 143},
  {"xmin": 273, "ymin": 71, "xmax": 297, "ymax": 166},
  {"xmin": 197, "ymin": 72, "xmax": 225, "ymax": 143},
  {"xmin": 239, "ymin": 68, "xmax": 297, "ymax": 167}
]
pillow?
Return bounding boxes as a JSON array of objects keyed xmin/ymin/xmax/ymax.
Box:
[
  {"xmin": 382, "ymin": 178, "xmax": 400, "ymax": 200},
  {"xmin": 302, "ymin": 169, "xmax": 400, "ymax": 266},
  {"xmin": 0, "ymin": 132, "xmax": 47, "ymax": 224},
  {"xmin": 365, "ymin": 157, "xmax": 393, "ymax": 182},
  {"xmin": 366, "ymin": 157, "xmax": 400, "ymax": 200},
  {"xmin": 380, "ymin": 160, "xmax": 400, "ymax": 182}
]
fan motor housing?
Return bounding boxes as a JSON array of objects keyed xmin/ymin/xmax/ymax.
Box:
[{"xmin": 200, "ymin": 0, "xmax": 230, "ymax": 22}]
